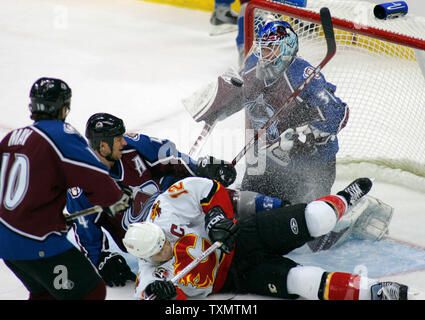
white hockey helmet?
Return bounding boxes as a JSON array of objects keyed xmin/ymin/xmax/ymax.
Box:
[{"xmin": 123, "ymin": 222, "xmax": 166, "ymax": 259}]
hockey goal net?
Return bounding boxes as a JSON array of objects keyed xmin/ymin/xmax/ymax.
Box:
[{"xmin": 244, "ymin": 0, "xmax": 425, "ymax": 192}]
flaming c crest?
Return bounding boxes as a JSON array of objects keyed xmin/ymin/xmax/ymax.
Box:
[{"xmin": 173, "ymin": 234, "xmax": 217, "ymax": 289}]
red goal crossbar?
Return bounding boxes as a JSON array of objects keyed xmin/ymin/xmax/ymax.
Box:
[{"xmin": 244, "ymin": 0, "xmax": 425, "ymax": 55}]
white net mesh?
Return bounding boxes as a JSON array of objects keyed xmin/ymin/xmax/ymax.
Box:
[{"xmin": 247, "ymin": 0, "xmax": 425, "ymax": 192}]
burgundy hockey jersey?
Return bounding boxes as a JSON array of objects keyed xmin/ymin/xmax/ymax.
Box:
[{"xmin": 0, "ymin": 120, "xmax": 122, "ymax": 259}]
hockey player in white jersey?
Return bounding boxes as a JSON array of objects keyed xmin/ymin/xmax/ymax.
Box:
[{"xmin": 123, "ymin": 176, "xmax": 409, "ymax": 300}]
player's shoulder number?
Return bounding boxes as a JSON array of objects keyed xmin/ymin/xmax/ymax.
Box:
[{"xmin": 167, "ymin": 181, "xmax": 188, "ymax": 199}]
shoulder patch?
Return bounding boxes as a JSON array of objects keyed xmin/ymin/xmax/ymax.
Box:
[
  {"xmin": 68, "ymin": 187, "xmax": 82, "ymax": 198},
  {"xmin": 63, "ymin": 123, "xmax": 79, "ymax": 135},
  {"xmin": 303, "ymin": 66, "xmax": 321, "ymax": 80},
  {"xmin": 125, "ymin": 133, "xmax": 140, "ymax": 141},
  {"xmin": 153, "ymin": 266, "xmax": 170, "ymax": 279}
]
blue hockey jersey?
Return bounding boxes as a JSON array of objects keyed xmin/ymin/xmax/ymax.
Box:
[{"xmin": 242, "ymin": 54, "xmax": 348, "ymax": 163}]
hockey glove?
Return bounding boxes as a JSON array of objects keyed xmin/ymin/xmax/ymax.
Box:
[
  {"xmin": 97, "ymin": 251, "xmax": 136, "ymax": 287},
  {"xmin": 145, "ymin": 280, "xmax": 177, "ymax": 300},
  {"xmin": 196, "ymin": 156, "xmax": 236, "ymax": 187},
  {"xmin": 205, "ymin": 206, "xmax": 239, "ymax": 254},
  {"xmin": 103, "ymin": 185, "xmax": 133, "ymax": 217}
]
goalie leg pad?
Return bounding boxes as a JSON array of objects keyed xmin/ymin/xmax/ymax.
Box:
[
  {"xmin": 301, "ymin": 196, "xmax": 393, "ymax": 252},
  {"xmin": 351, "ymin": 196, "xmax": 393, "ymax": 240}
]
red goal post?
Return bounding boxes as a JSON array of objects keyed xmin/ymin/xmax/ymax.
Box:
[{"xmin": 243, "ymin": 0, "xmax": 425, "ymax": 192}]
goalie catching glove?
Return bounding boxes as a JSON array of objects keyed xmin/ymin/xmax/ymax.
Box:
[
  {"xmin": 97, "ymin": 251, "xmax": 136, "ymax": 287},
  {"xmin": 196, "ymin": 156, "xmax": 236, "ymax": 187},
  {"xmin": 205, "ymin": 206, "xmax": 239, "ymax": 254},
  {"xmin": 103, "ymin": 185, "xmax": 133, "ymax": 217}
]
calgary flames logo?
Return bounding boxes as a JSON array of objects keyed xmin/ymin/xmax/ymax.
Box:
[{"xmin": 173, "ymin": 234, "xmax": 217, "ymax": 289}]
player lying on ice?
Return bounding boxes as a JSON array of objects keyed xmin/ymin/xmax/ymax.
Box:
[{"xmin": 123, "ymin": 176, "xmax": 409, "ymax": 300}]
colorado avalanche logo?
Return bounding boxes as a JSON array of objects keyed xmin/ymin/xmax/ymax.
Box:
[
  {"xmin": 121, "ymin": 182, "xmax": 160, "ymax": 229},
  {"xmin": 68, "ymin": 187, "xmax": 82, "ymax": 199},
  {"xmin": 303, "ymin": 66, "xmax": 321, "ymax": 80},
  {"xmin": 124, "ymin": 133, "xmax": 140, "ymax": 141},
  {"xmin": 63, "ymin": 123, "xmax": 78, "ymax": 135}
]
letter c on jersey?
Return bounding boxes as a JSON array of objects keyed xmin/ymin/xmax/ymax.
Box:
[{"xmin": 173, "ymin": 235, "xmax": 218, "ymax": 289}]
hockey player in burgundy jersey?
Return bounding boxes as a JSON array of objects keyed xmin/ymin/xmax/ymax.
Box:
[
  {"xmin": 0, "ymin": 78, "xmax": 131, "ymax": 300},
  {"xmin": 123, "ymin": 176, "xmax": 410, "ymax": 300},
  {"xmin": 66, "ymin": 113, "xmax": 237, "ymax": 287}
]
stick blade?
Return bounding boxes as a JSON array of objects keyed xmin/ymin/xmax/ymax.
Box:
[{"xmin": 320, "ymin": 7, "xmax": 336, "ymax": 57}]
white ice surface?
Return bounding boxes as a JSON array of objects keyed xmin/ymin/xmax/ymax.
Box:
[{"xmin": 0, "ymin": 0, "xmax": 424, "ymax": 300}]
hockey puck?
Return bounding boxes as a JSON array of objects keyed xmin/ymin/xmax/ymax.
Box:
[{"xmin": 230, "ymin": 77, "xmax": 243, "ymax": 87}]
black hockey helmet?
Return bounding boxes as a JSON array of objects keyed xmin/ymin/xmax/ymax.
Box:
[
  {"xmin": 85, "ymin": 113, "xmax": 126, "ymax": 152},
  {"xmin": 29, "ymin": 77, "xmax": 72, "ymax": 118}
]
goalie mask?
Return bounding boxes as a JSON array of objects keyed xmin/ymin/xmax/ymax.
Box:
[{"xmin": 254, "ymin": 21, "xmax": 298, "ymax": 74}]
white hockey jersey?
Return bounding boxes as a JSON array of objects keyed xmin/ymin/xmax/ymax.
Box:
[{"xmin": 133, "ymin": 177, "xmax": 235, "ymax": 300}]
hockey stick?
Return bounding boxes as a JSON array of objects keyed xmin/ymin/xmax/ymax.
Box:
[
  {"xmin": 230, "ymin": 7, "xmax": 336, "ymax": 167},
  {"xmin": 188, "ymin": 120, "xmax": 217, "ymax": 158},
  {"xmin": 64, "ymin": 205, "xmax": 103, "ymax": 222},
  {"xmin": 145, "ymin": 241, "xmax": 223, "ymax": 300}
]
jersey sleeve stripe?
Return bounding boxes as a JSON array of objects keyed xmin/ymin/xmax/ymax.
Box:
[{"xmin": 200, "ymin": 180, "xmax": 220, "ymax": 206}]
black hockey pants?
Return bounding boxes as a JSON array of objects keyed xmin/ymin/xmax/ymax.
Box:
[{"xmin": 220, "ymin": 204, "xmax": 314, "ymax": 299}]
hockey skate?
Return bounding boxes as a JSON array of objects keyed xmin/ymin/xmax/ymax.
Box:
[
  {"xmin": 209, "ymin": 6, "xmax": 238, "ymax": 36},
  {"xmin": 371, "ymin": 282, "xmax": 408, "ymax": 300},
  {"xmin": 337, "ymin": 177, "xmax": 373, "ymax": 207}
]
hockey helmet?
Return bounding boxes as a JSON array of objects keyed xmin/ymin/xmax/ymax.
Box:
[
  {"xmin": 123, "ymin": 222, "xmax": 166, "ymax": 260},
  {"xmin": 29, "ymin": 77, "xmax": 72, "ymax": 118},
  {"xmin": 255, "ymin": 21, "xmax": 298, "ymax": 69},
  {"xmin": 85, "ymin": 113, "xmax": 126, "ymax": 152}
]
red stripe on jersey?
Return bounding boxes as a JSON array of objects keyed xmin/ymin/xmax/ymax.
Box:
[
  {"xmin": 175, "ymin": 287, "xmax": 188, "ymax": 300},
  {"xmin": 201, "ymin": 181, "xmax": 235, "ymax": 219},
  {"xmin": 212, "ymin": 250, "xmax": 234, "ymax": 294}
]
